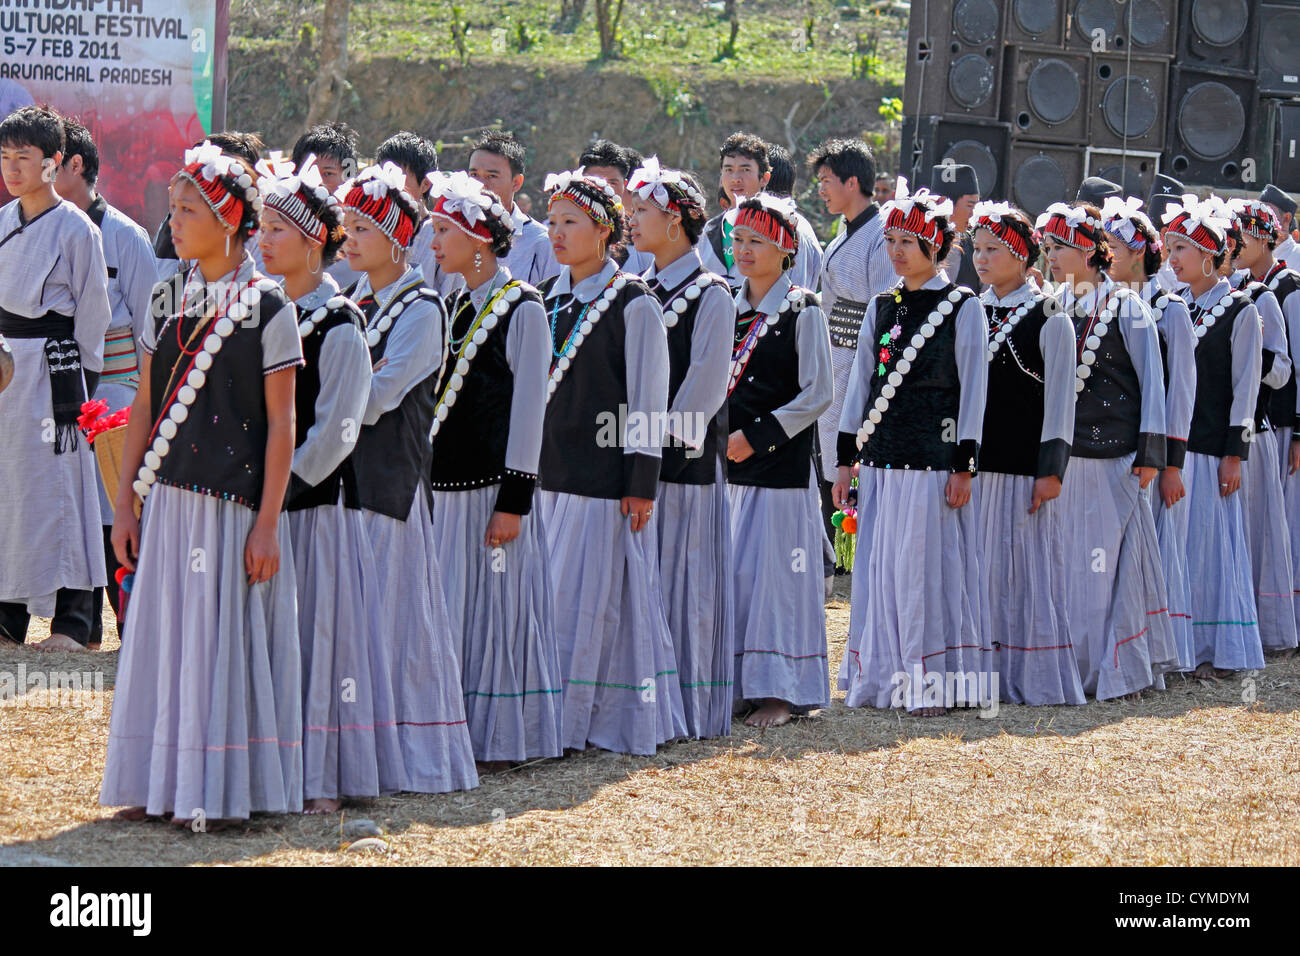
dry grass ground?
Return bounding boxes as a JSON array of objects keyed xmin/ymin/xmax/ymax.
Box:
[{"xmin": 2, "ymin": 589, "xmax": 1298, "ymax": 866}]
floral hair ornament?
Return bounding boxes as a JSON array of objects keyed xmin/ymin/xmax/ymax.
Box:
[
  {"xmin": 726, "ymin": 192, "xmax": 800, "ymax": 254},
  {"xmin": 970, "ymin": 199, "xmax": 1031, "ymax": 261},
  {"xmin": 1161, "ymin": 194, "xmax": 1229, "ymax": 254},
  {"xmin": 1228, "ymin": 197, "xmax": 1282, "ymax": 243},
  {"xmin": 1100, "ymin": 195, "xmax": 1158, "ymax": 252},
  {"xmin": 1035, "ymin": 202, "xmax": 1103, "ymax": 250},
  {"xmin": 255, "ymin": 151, "xmax": 337, "ymax": 243},
  {"xmin": 175, "ymin": 139, "xmax": 260, "ymax": 233},
  {"xmin": 627, "ymin": 155, "xmax": 706, "ymax": 213},
  {"xmin": 544, "ymin": 166, "xmax": 622, "ymax": 230},
  {"xmin": 882, "ymin": 175, "xmax": 953, "ymax": 246},
  {"xmin": 336, "ymin": 161, "xmax": 418, "ymax": 248},
  {"xmin": 427, "ymin": 170, "xmax": 513, "ymax": 243}
]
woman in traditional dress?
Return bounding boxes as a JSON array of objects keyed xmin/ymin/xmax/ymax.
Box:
[
  {"xmin": 1103, "ymin": 196, "xmax": 1198, "ymax": 673},
  {"xmin": 338, "ymin": 162, "xmax": 478, "ymax": 793},
  {"xmin": 536, "ymin": 168, "xmax": 685, "ymax": 754},
  {"xmin": 626, "ymin": 158, "xmax": 736, "ymax": 738},
  {"xmin": 1219, "ymin": 200, "xmax": 1300, "ymax": 655},
  {"xmin": 424, "ymin": 170, "xmax": 563, "ymax": 768},
  {"xmin": 726, "ymin": 194, "xmax": 834, "ymax": 727},
  {"xmin": 970, "ymin": 201, "xmax": 1081, "ymax": 705},
  {"xmin": 835, "ymin": 179, "xmax": 990, "ymax": 715},
  {"xmin": 1037, "ymin": 202, "xmax": 1177, "ymax": 700},
  {"xmin": 101, "ymin": 142, "xmax": 304, "ymax": 825},
  {"xmin": 257, "ymin": 152, "xmax": 409, "ymax": 813},
  {"xmin": 1162, "ymin": 196, "xmax": 1265, "ymax": 677}
]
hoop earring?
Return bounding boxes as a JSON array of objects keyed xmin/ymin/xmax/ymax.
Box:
[
  {"xmin": 1201, "ymin": 256, "xmax": 1214, "ymax": 278},
  {"xmin": 597, "ymin": 238, "xmax": 607, "ymax": 261},
  {"xmin": 306, "ymin": 246, "xmax": 322, "ymax": 275},
  {"xmin": 666, "ymin": 220, "xmax": 681, "ymax": 243},
  {"xmin": 391, "ymin": 242, "xmax": 401, "ymax": 265}
]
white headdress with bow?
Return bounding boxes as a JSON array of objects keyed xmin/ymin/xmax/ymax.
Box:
[
  {"xmin": 884, "ymin": 175, "xmax": 955, "ymax": 222},
  {"xmin": 628, "ymin": 155, "xmax": 705, "ymax": 212},
  {"xmin": 972, "ymin": 199, "xmax": 1015, "ymax": 224},
  {"xmin": 427, "ymin": 170, "xmax": 512, "ymax": 235},
  {"xmin": 1100, "ymin": 195, "xmax": 1156, "ymax": 246},
  {"xmin": 1161, "ymin": 193, "xmax": 1229, "ymax": 241},
  {"xmin": 184, "ymin": 140, "xmax": 238, "ymax": 182},
  {"xmin": 1035, "ymin": 202, "xmax": 1100, "ymax": 231}
]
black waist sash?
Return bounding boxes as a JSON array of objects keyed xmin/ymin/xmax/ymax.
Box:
[
  {"xmin": 0, "ymin": 308, "xmax": 84, "ymax": 454},
  {"xmin": 828, "ymin": 298, "xmax": 868, "ymax": 350}
]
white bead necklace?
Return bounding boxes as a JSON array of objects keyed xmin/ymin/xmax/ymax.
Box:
[
  {"xmin": 546, "ymin": 274, "xmax": 627, "ymax": 403},
  {"xmin": 1189, "ymin": 291, "xmax": 1236, "ymax": 342},
  {"xmin": 1071, "ymin": 294, "xmax": 1120, "ymax": 395},
  {"xmin": 728, "ymin": 288, "xmax": 804, "ymax": 395},
  {"xmin": 298, "ymin": 295, "xmax": 352, "ymax": 338},
  {"xmin": 364, "ymin": 274, "xmax": 423, "ymax": 349},
  {"xmin": 133, "ymin": 277, "xmax": 275, "ymax": 500},
  {"xmin": 429, "ymin": 281, "xmax": 522, "ymax": 438},
  {"xmin": 661, "ymin": 273, "xmax": 714, "ymax": 328},
  {"xmin": 856, "ymin": 288, "xmax": 964, "ymax": 449}
]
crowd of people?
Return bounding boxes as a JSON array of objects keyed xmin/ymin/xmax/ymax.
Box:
[{"xmin": 1, "ymin": 102, "xmax": 1298, "ymax": 826}]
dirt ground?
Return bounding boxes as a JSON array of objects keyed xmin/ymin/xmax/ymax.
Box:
[{"xmin": 2, "ymin": 585, "xmax": 1298, "ymax": 867}]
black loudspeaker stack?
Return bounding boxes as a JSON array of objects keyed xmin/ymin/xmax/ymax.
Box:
[{"xmin": 901, "ymin": 0, "xmax": 1300, "ymax": 212}]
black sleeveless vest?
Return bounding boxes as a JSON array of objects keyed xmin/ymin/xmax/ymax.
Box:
[
  {"xmin": 344, "ymin": 277, "xmax": 443, "ymax": 520},
  {"xmin": 727, "ymin": 288, "xmax": 821, "ymax": 489},
  {"xmin": 1189, "ymin": 289, "xmax": 1256, "ymax": 459},
  {"xmin": 148, "ymin": 273, "xmax": 292, "ymax": 510},
  {"xmin": 849, "ymin": 283, "xmax": 978, "ymax": 473},
  {"xmin": 286, "ymin": 296, "xmax": 366, "ymax": 512},
  {"xmin": 1264, "ymin": 265, "xmax": 1300, "ymax": 433},
  {"xmin": 539, "ymin": 272, "xmax": 662, "ymax": 501},
  {"xmin": 1070, "ymin": 288, "xmax": 1152, "ymax": 461},
  {"xmin": 653, "ymin": 267, "xmax": 731, "ymax": 485},
  {"xmin": 429, "ymin": 281, "xmax": 541, "ymax": 515},
  {"xmin": 1235, "ymin": 276, "xmax": 1282, "ymax": 432},
  {"xmin": 981, "ymin": 295, "xmax": 1050, "ymax": 477}
]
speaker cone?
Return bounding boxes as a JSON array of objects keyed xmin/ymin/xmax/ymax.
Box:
[
  {"xmin": 1176, "ymin": 81, "xmax": 1246, "ymax": 160},
  {"xmin": 1102, "ymin": 76, "xmax": 1159, "ymax": 138},
  {"xmin": 1075, "ymin": 0, "xmax": 1119, "ymax": 40},
  {"xmin": 1190, "ymin": 0, "xmax": 1249, "ymax": 47},
  {"xmin": 943, "ymin": 139, "xmax": 999, "ymax": 200},
  {"xmin": 1261, "ymin": 10, "xmax": 1300, "ymax": 76},
  {"xmin": 1014, "ymin": 154, "xmax": 1068, "ymax": 215},
  {"xmin": 949, "ymin": 54, "xmax": 997, "ymax": 109},
  {"xmin": 1013, "ymin": 0, "xmax": 1060, "ymax": 35},
  {"xmin": 1027, "ymin": 58, "xmax": 1083, "ymax": 125},
  {"xmin": 953, "ymin": 0, "xmax": 1000, "ymax": 46},
  {"xmin": 1125, "ymin": 0, "xmax": 1171, "ymax": 48}
]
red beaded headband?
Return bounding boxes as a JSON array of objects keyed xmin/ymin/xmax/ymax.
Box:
[{"xmin": 732, "ymin": 204, "xmax": 797, "ymax": 254}]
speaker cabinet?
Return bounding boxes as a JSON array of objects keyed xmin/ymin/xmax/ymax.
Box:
[
  {"xmin": 1259, "ymin": 4, "xmax": 1300, "ymax": 97},
  {"xmin": 1064, "ymin": 0, "xmax": 1178, "ymax": 56},
  {"xmin": 1002, "ymin": 45, "xmax": 1091, "ymax": 143},
  {"xmin": 1177, "ymin": 0, "xmax": 1260, "ymax": 74},
  {"xmin": 1085, "ymin": 147, "xmax": 1163, "ymax": 200},
  {"xmin": 903, "ymin": 0, "xmax": 1005, "ymax": 119},
  {"xmin": 1269, "ymin": 99, "xmax": 1300, "ymax": 192},
  {"xmin": 1088, "ymin": 53, "xmax": 1168, "ymax": 151},
  {"xmin": 1003, "ymin": 0, "xmax": 1065, "ymax": 46},
  {"xmin": 1009, "ymin": 141, "xmax": 1086, "ymax": 215},
  {"xmin": 901, "ymin": 115, "xmax": 1012, "ymax": 200},
  {"xmin": 1165, "ymin": 68, "xmax": 1258, "ymax": 188}
]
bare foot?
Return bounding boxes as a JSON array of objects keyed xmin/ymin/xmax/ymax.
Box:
[
  {"xmin": 33, "ymin": 633, "xmax": 88, "ymax": 652},
  {"xmin": 111, "ymin": 806, "xmax": 150, "ymax": 822},
  {"xmin": 1124, "ymin": 691, "xmax": 1142, "ymax": 701},
  {"xmin": 86, "ymin": 641, "xmax": 101, "ymax": 652},
  {"xmin": 908, "ymin": 706, "xmax": 948, "ymax": 716},
  {"xmin": 1214, "ymin": 667, "xmax": 1234, "ymax": 678},
  {"xmin": 475, "ymin": 760, "xmax": 511, "ymax": 774},
  {"xmin": 744, "ymin": 699, "xmax": 792, "ymax": 728},
  {"xmin": 303, "ymin": 798, "xmax": 341, "ymax": 815},
  {"xmin": 1192, "ymin": 662, "xmax": 1217, "ymax": 680}
]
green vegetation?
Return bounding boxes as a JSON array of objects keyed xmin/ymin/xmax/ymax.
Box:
[{"xmin": 231, "ymin": 0, "xmax": 908, "ymax": 86}]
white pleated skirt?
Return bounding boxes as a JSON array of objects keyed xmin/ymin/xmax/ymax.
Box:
[
  {"xmin": 100, "ymin": 484, "xmax": 302, "ymax": 818},
  {"xmin": 429, "ymin": 485, "xmax": 564, "ymax": 763},
  {"xmin": 1184, "ymin": 452, "xmax": 1265, "ymax": 670},
  {"xmin": 1056, "ymin": 454, "xmax": 1178, "ymax": 700},
  {"xmin": 979, "ymin": 471, "xmax": 1084, "ymax": 705},
  {"xmin": 842, "ymin": 468, "xmax": 992, "ymax": 711},
  {"xmin": 728, "ymin": 472, "xmax": 829, "ymax": 711},
  {"xmin": 657, "ymin": 461, "xmax": 734, "ymax": 737},
  {"xmin": 538, "ymin": 490, "xmax": 687, "ymax": 755},
  {"xmin": 1240, "ymin": 433, "xmax": 1299, "ymax": 651}
]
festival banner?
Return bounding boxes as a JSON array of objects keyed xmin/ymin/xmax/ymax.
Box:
[{"xmin": 0, "ymin": 0, "xmax": 230, "ymax": 233}]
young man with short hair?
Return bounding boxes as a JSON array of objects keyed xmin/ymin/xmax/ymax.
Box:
[
  {"xmin": 698, "ymin": 132, "xmax": 822, "ymax": 291},
  {"xmin": 377, "ymin": 130, "xmax": 453, "ymax": 294},
  {"xmin": 579, "ymin": 137, "xmax": 652, "ymax": 273},
  {"xmin": 468, "ymin": 130, "xmax": 558, "ymax": 285},
  {"xmin": 54, "ymin": 117, "xmax": 157, "ymax": 647},
  {"xmin": 0, "ymin": 106, "xmax": 112, "ymax": 651}
]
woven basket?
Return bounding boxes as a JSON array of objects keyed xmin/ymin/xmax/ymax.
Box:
[{"xmin": 92, "ymin": 424, "xmax": 129, "ymax": 519}]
